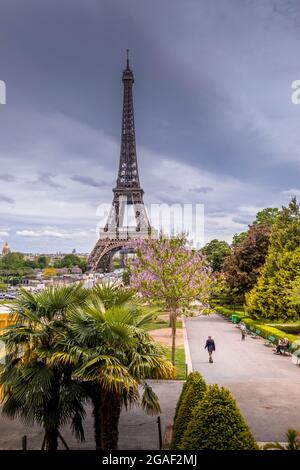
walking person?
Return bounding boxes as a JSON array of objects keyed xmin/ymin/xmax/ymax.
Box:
[
  {"xmin": 240, "ymin": 322, "xmax": 247, "ymax": 340},
  {"xmin": 205, "ymin": 336, "xmax": 216, "ymax": 363}
]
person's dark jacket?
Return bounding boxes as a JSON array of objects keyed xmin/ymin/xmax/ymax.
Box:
[{"xmin": 205, "ymin": 339, "xmax": 216, "ymax": 352}]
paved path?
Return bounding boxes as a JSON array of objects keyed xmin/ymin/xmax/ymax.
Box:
[
  {"xmin": 185, "ymin": 314, "xmax": 300, "ymax": 442},
  {"xmin": 0, "ymin": 380, "xmax": 183, "ymax": 450}
]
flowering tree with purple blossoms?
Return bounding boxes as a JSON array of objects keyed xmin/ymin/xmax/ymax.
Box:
[{"xmin": 130, "ymin": 235, "xmax": 213, "ymax": 365}]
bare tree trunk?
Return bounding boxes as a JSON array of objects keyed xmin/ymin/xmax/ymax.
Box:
[{"xmin": 171, "ymin": 310, "xmax": 177, "ymax": 366}]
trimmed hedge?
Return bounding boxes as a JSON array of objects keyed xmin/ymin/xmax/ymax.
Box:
[
  {"xmin": 214, "ymin": 305, "xmax": 245, "ymax": 318},
  {"xmin": 172, "ymin": 373, "xmax": 193, "ymax": 426},
  {"xmin": 215, "ymin": 306, "xmax": 299, "ymax": 344},
  {"xmin": 242, "ymin": 318, "xmax": 299, "ymax": 344},
  {"xmin": 172, "ymin": 372, "xmax": 207, "ymax": 449},
  {"xmin": 268, "ymin": 324, "xmax": 300, "ymax": 335},
  {"xmin": 180, "ymin": 385, "xmax": 257, "ymax": 450}
]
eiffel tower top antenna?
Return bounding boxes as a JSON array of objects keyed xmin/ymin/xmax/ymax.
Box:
[{"xmin": 126, "ymin": 49, "xmax": 130, "ymax": 69}]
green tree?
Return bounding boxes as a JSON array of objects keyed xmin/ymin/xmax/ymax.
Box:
[
  {"xmin": 246, "ymin": 198, "xmax": 300, "ymax": 321},
  {"xmin": 180, "ymin": 385, "xmax": 257, "ymax": 450},
  {"xmin": 287, "ymin": 275, "xmax": 300, "ymax": 307},
  {"xmin": 232, "ymin": 232, "xmax": 247, "ymax": 248},
  {"xmin": 222, "ymin": 224, "xmax": 271, "ymax": 303},
  {"xmin": 1, "ymin": 252, "xmax": 25, "ymax": 270},
  {"xmin": 253, "ymin": 207, "xmax": 279, "ymax": 226},
  {"xmin": 37, "ymin": 255, "xmax": 49, "ymax": 268},
  {"xmin": 172, "ymin": 372, "xmax": 206, "ymax": 449},
  {"xmin": 0, "ymin": 285, "xmax": 90, "ymax": 450},
  {"xmin": 56, "ymin": 254, "xmax": 88, "ymax": 272},
  {"xmin": 201, "ymin": 239, "xmax": 231, "ymax": 272}
]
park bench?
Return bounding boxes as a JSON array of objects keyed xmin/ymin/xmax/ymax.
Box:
[
  {"xmin": 249, "ymin": 328, "xmax": 261, "ymax": 339},
  {"xmin": 264, "ymin": 335, "xmax": 277, "ymax": 347},
  {"xmin": 246, "ymin": 325, "xmax": 255, "ymax": 336}
]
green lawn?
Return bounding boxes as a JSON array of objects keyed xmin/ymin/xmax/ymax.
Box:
[
  {"xmin": 142, "ymin": 304, "xmax": 183, "ymax": 331},
  {"xmin": 165, "ymin": 346, "xmax": 186, "ymax": 380},
  {"xmin": 144, "ymin": 319, "xmax": 182, "ymax": 331}
]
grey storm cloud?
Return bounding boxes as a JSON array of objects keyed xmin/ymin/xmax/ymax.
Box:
[
  {"xmin": 231, "ymin": 216, "xmax": 252, "ymax": 226},
  {"xmin": 190, "ymin": 187, "xmax": 213, "ymax": 194},
  {"xmin": 71, "ymin": 175, "xmax": 107, "ymax": 188},
  {"xmin": 0, "ymin": 0, "xmax": 299, "ymax": 252},
  {"xmin": 0, "ymin": 174, "xmax": 15, "ymax": 182},
  {"xmin": 34, "ymin": 173, "xmax": 63, "ymax": 189},
  {"xmin": 0, "ymin": 194, "xmax": 14, "ymax": 204}
]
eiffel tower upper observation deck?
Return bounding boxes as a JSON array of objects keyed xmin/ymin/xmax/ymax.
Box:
[{"xmin": 88, "ymin": 51, "xmax": 151, "ymax": 272}]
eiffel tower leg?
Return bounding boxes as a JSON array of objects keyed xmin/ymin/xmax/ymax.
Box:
[
  {"xmin": 109, "ymin": 254, "xmax": 114, "ymax": 272},
  {"xmin": 120, "ymin": 251, "xmax": 125, "ymax": 268}
]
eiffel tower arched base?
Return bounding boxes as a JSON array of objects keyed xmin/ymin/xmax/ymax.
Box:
[{"xmin": 88, "ymin": 237, "xmax": 133, "ymax": 272}]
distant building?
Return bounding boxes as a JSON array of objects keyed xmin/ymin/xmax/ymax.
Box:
[
  {"xmin": 71, "ymin": 266, "xmax": 82, "ymax": 275},
  {"xmin": 2, "ymin": 241, "xmax": 11, "ymax": 256},
  {"xmin": 56, "ymin": 268, "xmax": 69, "ymax": 276}
]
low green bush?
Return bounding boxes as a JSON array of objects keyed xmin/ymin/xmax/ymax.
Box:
[
  {"xmin": 243, "ymin": 318, "xmax": 298, "ymax": 343},
  {"xmin": 180, "ymin": 385, "xmax": 257, "ymax": 450},
  {"xmin": 172, "ymin": 378, "xmax": 190, "ymax": 427},
  {"xmin": 172, "ymin": 372, "xmax": 207, "ymax": 449},
  {"xmin": 215, "ymin": 305, "xmax": 299, "ymax": 343},
  {"xmin": 214, "ymin": 305, "xmax": 246, "ymax": 319},
  {"xmin": 272, "ymin": 324, "xmax": 300, "ymax": 335}
]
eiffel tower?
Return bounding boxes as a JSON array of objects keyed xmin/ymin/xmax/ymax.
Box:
[{"xmin": 88, "ymin": 51, "xmax": 151, "ymax": 272}]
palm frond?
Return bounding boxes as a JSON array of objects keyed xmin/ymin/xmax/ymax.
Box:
[{"xmin": 141, "ymin": 383, "xmax": 161, "ymax": 415}]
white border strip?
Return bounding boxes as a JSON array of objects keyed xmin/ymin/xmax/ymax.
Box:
[{"xmin": 182, "ymin": 316, "xmax": 193, "ymax": 374}]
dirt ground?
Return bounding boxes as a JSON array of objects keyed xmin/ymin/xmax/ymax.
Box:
[{"xmin": 149, "ymin": 327, "xmax": 184, "ymax": 346}]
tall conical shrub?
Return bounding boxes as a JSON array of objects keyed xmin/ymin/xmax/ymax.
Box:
[
  {"xmin": 172, "ymin": 372, "xmax": 206, "ymax": 449},
  {"xmin": 180, "ymin": 385, "xmax": 257, "ymax": 450},
  {"xmin": 246, "ymin": 198, "xmax": 300, "ymax": 321}
]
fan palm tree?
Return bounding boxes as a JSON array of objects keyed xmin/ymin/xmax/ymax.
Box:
[
  {"xmin": 0, "ymin": 284, "xmax": 90, "ymax": 450},
  {"xmin": 61, "ymin": 283, "xmax": 175, "ymax": 450},
  {"xmin": 263, "ymin": 429, "xmax": 300, "ymax": 450},
  {"xmin": 92, "ymin": 281, "xmax": 135, "ymax": 309}
]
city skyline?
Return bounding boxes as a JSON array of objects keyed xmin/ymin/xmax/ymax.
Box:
[{"xmin": 1, "ymin": 0, "xmax": 300, "ymax": 253}]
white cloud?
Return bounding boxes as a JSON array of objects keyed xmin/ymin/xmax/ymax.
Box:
[
  {"xmin": 282, "ymin": 188, "xmax": 300, "ymax": 197},
  {"xmin": 0, "ymin": 231, "xmax": 9, "ymax": 237},
  {"xmin": 238, "ymin": 205, "xmax": 263, "ymax": 216},
  {"xmin": 16, "ymin": 228, "xmax": 89, "ymax": 239}
]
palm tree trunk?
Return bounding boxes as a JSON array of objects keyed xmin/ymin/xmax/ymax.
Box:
[
  {"xmin": 91, "ymin": 385, "xmax": 103, "ymax": 450},
  {"xmin": 44, "ymin": 428, "xmax": 59, "ymax": 450},
  {"xmin": 100, "ymin": 390, "xmax": 122, "ymax": 450},
  {"xmin": 44, "ymin": 374, "xmax": 60, "ymax": 450}
]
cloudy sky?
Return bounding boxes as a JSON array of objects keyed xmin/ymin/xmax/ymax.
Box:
[{"xmin": 1, "ymin": 0, "xmax": 300, "ymax": 253}]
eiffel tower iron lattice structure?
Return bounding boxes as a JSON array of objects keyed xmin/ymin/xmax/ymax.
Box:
[{"xmin": 88, "ymin": 51, "xmax": 151, "ymax": 272}]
